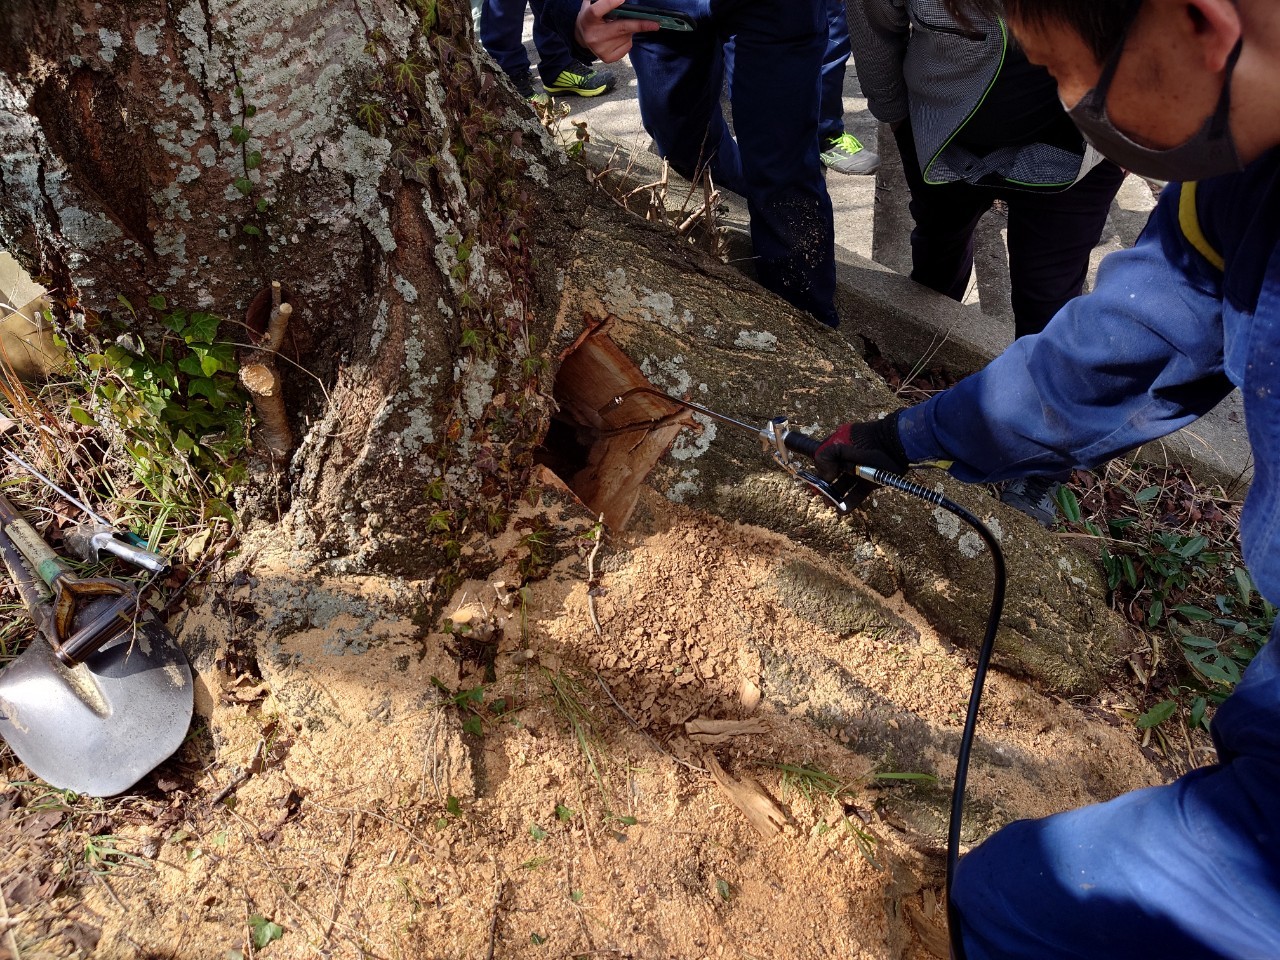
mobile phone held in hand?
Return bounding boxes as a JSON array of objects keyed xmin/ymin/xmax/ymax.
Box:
[{"xmin": 602, "ymin": 3, "xmax": 695, "ymax": 31}]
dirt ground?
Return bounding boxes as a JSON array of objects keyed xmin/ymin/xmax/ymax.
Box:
[{"xmin": 0, "ymin": 482, "xmax": 1171, "ymax": 960}]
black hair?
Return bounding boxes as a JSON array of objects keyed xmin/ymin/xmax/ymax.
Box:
[{"xmin": 944, "ymin": 0, "xmax": 1142, "ymax": 61}]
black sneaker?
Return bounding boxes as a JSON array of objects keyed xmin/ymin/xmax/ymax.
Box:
[
  {"xmin": 999, "ymin": 476, "xmax": 1061, "ymax": 527},
  {"xmin": 508, "ymin": 69, "xmax": 536, "ymax": 100},
  {"xmin": 544, "ymin": 64, "xmax": 616, "ymax": 97}
]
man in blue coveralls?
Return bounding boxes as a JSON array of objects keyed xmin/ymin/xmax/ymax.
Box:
[
  {"xmin": 817, "ymin": 0, "xmax": 1280, "ymax": 956},
  {"xmin": 541, "ymin": 0, "xmax": 841, "ymax": 328}
]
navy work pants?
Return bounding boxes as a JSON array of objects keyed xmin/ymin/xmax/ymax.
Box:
[
  {"xmin": 724, "ymin": 0, "xmax": 855, "ymax": 145},
  {"xmin": 953, "ymin": 621, "xmax": 1280, "ymax": 959},
  {"xmin": 627, "ymin": 0, "xmax": 838, "ymax": 327},
  {"xmin": 818, "ymin": 0, "xmax": 851, "ymax": 144},
  {"xmin": 481, "ymin": 0, "xmax": 574, "ymax": 86},
  {"xmin": 894, "ymin": 122, "xmax": 1126, "ymax": 339}
]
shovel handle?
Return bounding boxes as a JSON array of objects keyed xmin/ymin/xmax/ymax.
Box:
[
  {"xmin": 0, "ymin": 527, "xmax": 60, "ymax": 643},
  {"xmin": 54, "ymin": 590, "xmax": 143, "ymax": 665},
  {"xmin": 0, "ymin": 495, "xmax": 67, "ymax": 588}
]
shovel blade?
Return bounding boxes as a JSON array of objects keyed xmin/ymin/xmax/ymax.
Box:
[{"xmin": 0, "ymin": 616, "xmax": 192, "ymax": 796}]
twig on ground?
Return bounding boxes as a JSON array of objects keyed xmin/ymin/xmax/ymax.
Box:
[
  {"xmin": 0, "ymin": 880, "xmax": 21, "ymax": 960},
  {"xmin": 586, "ymin": 514, "xmax": 604, "ymax": 638},
  {"xmin": 210, "ymin": 738, "xmax": 266, "ymax": 806},
  {"xmin": 593, "ymin": 671, "xmax": 706, "ymax": 774},
  {"xmin": 485, "ymin": 863, "xmax": 507, "ymax": 960},
  {"xmin": 95, "ymin": 871, "xmax": 128, "ymax": 913},
  {"xmin": 307, "ymin": 799, "xmax": 439, "ymax": 863},
  {"xmin": 325, "ymin": 811, "xmax": 363, "ymax": 940}
]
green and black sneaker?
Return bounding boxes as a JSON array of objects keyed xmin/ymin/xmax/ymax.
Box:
[
  {"xmin": 544, "ymin": 64, "xmax": 616, "ymax": 98},
  {"xmin": 820, "ymin": 132, "xmax": 880, "ymax": 176}
]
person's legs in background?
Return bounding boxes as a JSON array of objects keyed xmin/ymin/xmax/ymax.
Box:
[
  {"xmin": 818, "ymin": 0, "xmax": 879, "ymax": 176},
  {"xmin": 629, "ymin": 24, "xmax": 745, "ymax": 195},
  {"xmin": 481, "ymin": 0, "xmax": 614, "ymax": 99},
  {"xmin": 893, "ymin": 122, "xmax": 992, "ymax": 303},
  {"xmin": 1003, "ymin": 159, "xmax": 1127, "ymax": 338},
  {"xmin": 721, "ymin": 0, "xmax": 838, "ymax": 326}
]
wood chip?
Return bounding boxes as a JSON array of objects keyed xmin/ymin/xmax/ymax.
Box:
[
  {"xmin": 685, "ymin": 718, "xmax": 770, "ymax": 744},
  {"xmin": 904, "ymin": 898, "xmax": 951, "ymax": 959},
  {"xmin": 705, "ymin": 756, "xmax": 787, "ymax": 837},
  {"xmin": 739, "ymin": 677, "xmax": 762, "ymax": 712}
]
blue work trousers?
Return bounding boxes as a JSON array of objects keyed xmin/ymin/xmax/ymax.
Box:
[
  {"xmin": 819, "ymin": 0, "xmax": 852, "ymax": 143},
  {"xmin": 724, "ymin": 0, "xmax": 854, "ymax": 145},
  {"xmin": 627, "ymin": 0, "xmax": 838, "ymax": 327},
  {"xmin": 953, "ymin": 623, "xmax": 1280, "ymax": 959},
  {"xmin": 480, "ymin": 0, "xmax": 573, "ymax": 85}
]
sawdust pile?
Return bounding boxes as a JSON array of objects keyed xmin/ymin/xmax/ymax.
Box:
[{"xmin": 1, "ymin": 488, "xmax": 1165, "ymax": 960}]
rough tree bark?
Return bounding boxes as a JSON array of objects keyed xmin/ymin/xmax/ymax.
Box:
[
  {"xmin": 0, "ymin": 0, "xmax": 1128, "ymax": 689},
  {"xmin": 0, "ymin": 2, "xmax": 1148, "ymax": 954}
]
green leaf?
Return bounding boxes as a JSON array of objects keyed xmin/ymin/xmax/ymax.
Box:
[
  {"xmin": 446, "ymin": 795, "xmax": 462, "ymax": 817},
  {"xmin": 1054, "ymin": 486, "xmax": 1081, "ymax": 524},
  {"xmin": 234, "ymin": 176, "xmax": 254, "ymax": 196},
  {"xmin": 1147, "ymin": 598, "xmax": 1164, "ymax": 627},
  {"xmin": 614, "ymin": 815, "xmax": 638, "ymax": 827},
  {"xmin": 1177, "ymin": 536, "xmax": 1210, "ymax": 558},
  {"xmin": 147, "ymin": 295, "xmax": 167, "ymax": 310},
  {"xmin": 1121, "ymin": 556, "xmax": 1138, "ymax": 590},
  {"xmin": 530, "ymin": 932, "xmax": 547, "ymax": 945},
  {"xmin": 185, "ymin": 312, "xmax": 221, "ymax": 343},
  {"xmin": 555, "ymin": 804, "xmax": 575, "ymax": 822},
  {"xmin": 570, "ymin": 890, "xmax": 584, "ymax": 903},
  {"xmin": 1234, "ymin": 566, "xmax": 1255, "ymax": 605},
  {"xmin": 715, "ymin": 878, "xmax": 732, "ymax": 901},
  {"xmin": 246, "ymin": 150, "xmax": 263, "ymax": 170},
  {"xmin": 1135, "ymin": 485, "xmax": 1162, "ymax": 504},
  {"xmin": 248, "ymin": 914, "xmax": 284, "ymax": 949},
  {"xmin": 462, "ymin": 715, "xmax": 483, "ymax": 737},
  {"xmin": 256, "ymin": 198, "xmax": 270, "ymax": 213},
  {"xmin": 188, "ymin": 378, "xmax": 222, "ymax": 403},
  {"xmin": 231, "ymin": 125, "xmax": 250, "ymax": 145},
  {"xmin": 1175, "ymin": 604, "xmax": 1216, "ymax": 622},
  {"xmin": 201, "ymin": 353, "xmax": 223, "ymax": 377},
  {"xmin": 1189, "ymin": 697, "xmax": 1208, "ymax": 730},
  {"xmin": 1180, "ymin": 634, "xmax": 1219, "ymax": 650},
  {"xmin": 1136, "ymin": 700, "xmax": 1177, "ymax": 729},
  {"xmin": 244, "ymin": 104, "xmax": 257, "ymax": 118},
  {"xmin": 529, "ymin": 824, "xmax": 547, "ymax": 841},
  {"xmin": 241, "ymin": 223, "xmax": 262, "ymax": 237},
  {"xmin": 178, "ymin": 355, "xmax": 205, "ymax": 377},
  {"xmin": 69, "ymin": 404, "xmax": 99, "ymax": 427}
]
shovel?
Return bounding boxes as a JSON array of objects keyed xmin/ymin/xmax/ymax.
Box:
[{"xmin": 0, "ymin": 497, "xmax": 192, "ymax": 796}]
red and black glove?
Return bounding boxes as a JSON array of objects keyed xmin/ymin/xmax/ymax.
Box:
[{"xmin": 813, "ymin": 412, "xmax": 909, "ymax": 506}]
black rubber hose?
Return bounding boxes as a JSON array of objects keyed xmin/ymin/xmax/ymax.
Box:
[{"xmin": 859, "ymin": 468, "xmax": 1006, "ymax": 960}]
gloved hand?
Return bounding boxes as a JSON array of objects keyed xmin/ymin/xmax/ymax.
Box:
[{"xmin": 814, "ymin": 411, "xmax": 909, "ymax": 492}]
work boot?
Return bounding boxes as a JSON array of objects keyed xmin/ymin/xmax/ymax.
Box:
[
  {"xmin": 544, "ymin": 64, "xmax": 616, "ymax": 98},
  {"xmin": 820, "ymin": 132, "xmax": 880, "ymax": 176},
  {"xmin": 508, "ymin": 69, "xmax": 537, "ymax": 100},
  {"xmin": 998, "ymin": 476, "xmax": 1062, "ymax": 527}
]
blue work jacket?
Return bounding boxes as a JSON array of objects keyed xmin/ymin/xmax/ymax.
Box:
[{"xmin": 899, "ymin": 149, "xmax": 1280, "ymax": 612}]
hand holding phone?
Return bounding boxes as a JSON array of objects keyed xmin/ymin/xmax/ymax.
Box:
[
  {"xmin": 602, "ymin": 3, "xmax": 695, "ymax": 31},
  {"xmin": 577, "ymin": 0, "xmax": 665, "ymax": 63}
]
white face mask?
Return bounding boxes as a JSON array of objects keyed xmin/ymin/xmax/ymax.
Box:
[{"xmin": 1067, "ymin": 24, "xmax": 1245, "ymax": 183}]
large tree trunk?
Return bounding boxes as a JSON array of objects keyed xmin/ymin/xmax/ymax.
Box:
[
  {"xmin": 0, "ymin": 3, "xmax": 1150, "ymax": 955},
  {"xmin": 1, "ymin": 0, "xmax": 575, "ymax": 582},
  {"xmin": 0, "ymin": 0, "xmax": 1128, "ymax": 688}
]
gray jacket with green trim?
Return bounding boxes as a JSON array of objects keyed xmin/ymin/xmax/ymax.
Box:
[{"xmin": 847, "ymin": 0, "xmax": 1102, "ymax": 187}]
